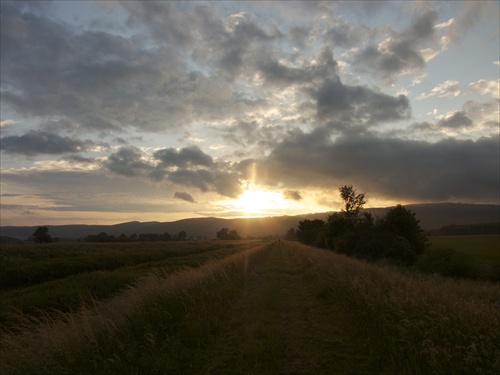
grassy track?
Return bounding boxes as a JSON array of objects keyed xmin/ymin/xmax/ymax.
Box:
[
  {"xmin": 202, "ymin": 241, "xmax": 378, "ymax": 374},
  {"xmin": 1, "ymin": 241, "xmax": 498, "ymax": 374},
  {"xmin": 428, "ymin": 234, "xmax": 500, "ymax": 265}
]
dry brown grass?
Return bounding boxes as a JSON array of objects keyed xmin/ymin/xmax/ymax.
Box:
[
  {"xmin": 1, "ymin": 240, "xmax": 498, "ymax": 374},
  {"xmin": 289, "ymin": 241, "xmax": 500, "ymax": 374},
  {"xmin": 0, "ymin": 241, "xmax": 267, "ymax": 374}
]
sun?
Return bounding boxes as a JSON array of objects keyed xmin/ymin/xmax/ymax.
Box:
[{"xmin": 232, "ymin": 188, "xmax": 287, "ymax": 215}]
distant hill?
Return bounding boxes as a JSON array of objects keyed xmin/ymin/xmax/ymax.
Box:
[{"xmin": 1, "ymin": 203, "xmax": 498, "ymax": 241}]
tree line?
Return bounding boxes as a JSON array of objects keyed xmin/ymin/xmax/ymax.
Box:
[
  {"xmin": 83, "ymin": 231, "xmax": 189, "ymax": 242},
  {"xmin": 293, "ymin": 185, "xmax": 427, "ymax": 265},
  {"xmin": 31, "ymin": 227, "xmax": 245, "ymax": 243}
]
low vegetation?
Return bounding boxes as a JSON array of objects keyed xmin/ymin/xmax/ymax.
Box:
[
  {"xmin": 0, "ymin": 241, "xmax": 498, "ymax": 374},
  {"xmin": 295, "ymin": 185, "xmax": 499, "ymax": 281},
  {"xmin": 0, "ymin": 241, "xmax": 248, "ymax": 331},
  {"xmin": 428, "ymin": 235, "xmax": 500, "ymax": 266}
]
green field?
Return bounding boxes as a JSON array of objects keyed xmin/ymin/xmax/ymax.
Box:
[
  {"xmin": 0, "ymin": 241, "xmax": 248, "ymax": 331},
  {"xmin": 428, "ymin": 234, "xmax": 500, "ymax": 265},
  {"xmin": 1, "ymin": 241, "xmax": 499, "ymax": 374}
]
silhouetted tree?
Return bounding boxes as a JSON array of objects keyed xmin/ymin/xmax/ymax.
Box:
[
  {"xmin": 217, "ymin": 228, "xmax": 229, "ymax": 240},
  {"xmin": 339, "ymin": 185, "xmax": 366, "ymax": 220},
  {"xmin": 32, "ymin": 226, "xmax": 52, "ymax": 243},
  {"xmin": 296, "ymin": 219, "xmax": 326, "ymax": 247},
  {"xmin": 161, "ymin": 232, "xmax": 172, "ymax": 241},
  {"xmin": 216, "ymin": 228, "xmax": 241, "ymax": 240},
  {"xmin": 284, "ymin": 227, "xmax": 297, "ymax": 241},
  {"xmin": 228, "ymin": 229, "xmax": 241, "ymax": 240},
  {"xmin": 97, "ymin": 232, "xmax": 114, "ymax": 242},
  {"xmin": 377, "ymin": 204, "xmax": 427, "ymax": 259},
  {"xmin": 174, "ymin": 231, "xmax": 187, "ymax": 241},
  {"xmin": 325, "ymin": 186, "xmax": 370, "ymax": 253},
  {"xmin": 323, "ymin": 186, "xmax": 425, "ymax": 265}
]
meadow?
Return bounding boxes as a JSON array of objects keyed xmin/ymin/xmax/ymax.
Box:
[
  {"xmin": 428, "ymin": 234, "xmax": 500, "ymax": 266},
  {"xmin": 0, "ymin": 241, "xmax": 246, "ymax": 331},
  {"xmin": 0, "ymin": 240, "xmax": 498, "ymax": 374}
]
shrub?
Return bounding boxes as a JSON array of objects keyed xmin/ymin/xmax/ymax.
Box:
[{"xmin": 416, "ymin": 248, "xmax": 480, "ymax": 279}]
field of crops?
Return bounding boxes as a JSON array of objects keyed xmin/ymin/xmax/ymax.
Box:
[
  {"xmin": 1, "ymin": 240, "xmax": 499, "ymax": 374},
  {"xmin": 428, "ymin": 234, "xmax": 500, "ymax": 265},
  {"xmin": 0, "ymin": 241, "xmax": 249, "ymax": 331}
]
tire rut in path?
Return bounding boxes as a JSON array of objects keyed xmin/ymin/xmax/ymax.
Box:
[{"xmin": 203, "ymin": 242, "xmax": 377, "ymax": 375}]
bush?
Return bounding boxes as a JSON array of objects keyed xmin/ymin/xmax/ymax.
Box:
[{"xmin": 416, "ymin": 248, "xmax": 480, "ymax": 279}]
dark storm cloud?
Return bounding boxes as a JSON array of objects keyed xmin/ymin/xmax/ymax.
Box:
[
  {"xmin": 314, "ymin": 78, "xmax": 411, "ymax": 127},
  {"xmin": 123, "ymin": 1, "xmax": 195, "ymax": 48},
  {"xmin": 217, "ymin": 18, "xmax": 282, "ymax": 77},
  {"xmin": 174, "ymin": 191, "xmax": 196, "ymax": 203},
  {"xmin": 0, "ymin": 0, "xmax": 415, "ymax": 146},
  {"xmin": 1, "ymin": 2, "xmax": 254, "ymax": 134},
  {"xmin": 222, "ymin": 120, "xmax": 286, "ymax": 151},
  {"xmin": 352, "ymin": 10, "xmax": 440, "ymax": 81},
  {"xmin": 103, "ymin": 146, "xmax": 242, "ymax": 198},
  {"xmin": 411, "ymin": 110, "xmax": 483, "ymax": 135},
  {"xmin": 125, "ymin": 1, "xmax": 281, "ymax": 78},
  {"xmin": 63, "ymin": 155, "xmax": 97, "ymax": 164},
  {"xmin": 153, "ymin": 146, "xmax": 213, "ymax": 168},
  {"xmin": 167, "ymin": 169, "xmax": 242, "ymax": 198},
  {"xmin": 324, "ymin": 17, "xmax": 368, "ymax": 49},
  {"xmin": 260, "ymin": 130, "xmax": 499, "ymax": 203},
  {"xmin": 251, "ymin": 44, "xmax": 411, "ymax": 133},
  {"xmin": 283, "ymin": 190, "xmax": 303, "ymax": 201},
  {"xmin": 257, "ymin": 46, "xmax": 339, "ymax": 87},
  {"xmin": 0, "ymin": 2, "xmax": 169, "ymax": 131},
  {"xmin": 0, "ymin": 131, "xmax": 95, "ymax": 156},
  {"xmin": 437, "ymin": 111, "xmax": 473, "ymax": 129},
  {"xmin": 194, "ymin": 4, "xmax": 282, "ymax": 77},
  {"xmin": 103, "ymin": 147, "xmax": 152, "ymax": 177}
]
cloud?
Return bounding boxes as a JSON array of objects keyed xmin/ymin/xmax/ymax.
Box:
[
  {"xmin": 1, "ymin": 0, "xmax": 498, "ymax": 226},
  {"xmin": 352, "ymin": 10, "xmax": 441, "ymax": 81},
  {"xmin": 412, "ymin": 103, "xmax": 498, "ymax": 137},
  {"xmin": 0, "ymin": 119, "xmax": 16, "ymax": 127},
  {"xmin": 174, "ymin": 191, "xmax": 196, "ymax": 203},
  {"xmin": 325, "ymin": 17, "xmax": 366, "ymax": 49},
  {"xmin": 167, "ymin": 168, "xmax": 242, "ymax": 198},
  {"xmin": 0, "ymin": 131, "xmax": 95, "ymax": 156},
  {"xmin": 314, "ymin": 78, "xmax": 411, "ymax": 128},
  {"xmin": 103, "ymin": 147, "xmax": 152, "ymax": 177},
  {"xmin": 123, "ymin": 1, "xmax": 195, "ymax": 48},
  {"xmin": 446, "ymin": 1, "xmax": 498, "ymax": 44},
  {"xmin": 0, "ymin": 168, "xmax": 203, "ymax": 217},
  {"xmin": 258, "ymin": 130, "xmax": 499, "ymax": 203},
  {"xmin": 0, "ymin": 2, "xmax": 257, "ymax": 134},
  {"xmin": 153, "ymin": 146, "xmax": 213, "ymax": 168},
  {"xmin": 417, "ymin": 80, "xmax": 461, "ymax": 100},
  {"xmin": 436, "ymin": 111, "xmax": 473, "ymax": 129},
  {"xmin": 103, "ymin": 146, "xmax": 242, "ymax": 198},
  {"xmin": 462, "ymin": 100, "xmax": 500, "ymax": 129},
  {"xmin": 469, "ymin": 79, "xmax": 500, "ymax": 99},
  {"xmin": 283, "ymin": 190, "xmax": 303, "ymax": 201}
]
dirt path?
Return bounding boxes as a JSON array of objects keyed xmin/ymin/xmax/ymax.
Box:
[{"xmin": 202, "ymin": 241, "xmax": 379, "ymax": 375}]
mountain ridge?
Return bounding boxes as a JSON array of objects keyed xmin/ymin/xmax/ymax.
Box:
[{"xmin": 1, "ymin": 203, "xmax": 498, "ymax": 240}]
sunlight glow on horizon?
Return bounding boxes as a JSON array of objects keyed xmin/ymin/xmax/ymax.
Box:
[{"xmin": 233, "ymin": 188, "xmax": 288, "ymax": 215}]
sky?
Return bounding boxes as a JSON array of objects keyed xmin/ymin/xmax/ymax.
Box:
[{"xmin": 0, "ymin": 0, "xmax": 499, "ymax": 226}]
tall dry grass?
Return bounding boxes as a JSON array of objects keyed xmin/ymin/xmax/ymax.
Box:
[
  {"xmin": 0, "ymin": 241, "xmax": 267, "ymax": 375},
  {"xmin": 1, "ymin": 240, "xmax": 498, "ymax": 374},
  {"xmin": 289, "ymin": 241, "xmax": 500, "ymax": 375}
]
